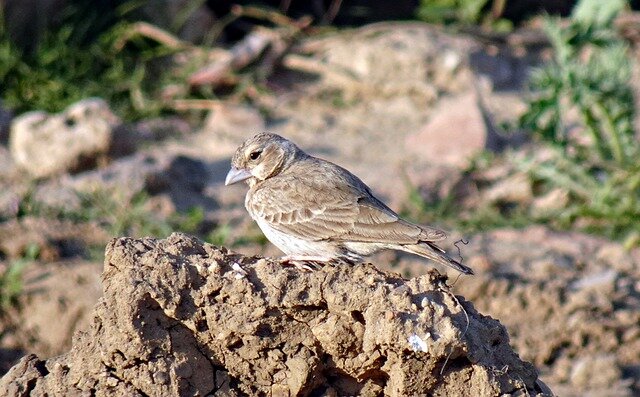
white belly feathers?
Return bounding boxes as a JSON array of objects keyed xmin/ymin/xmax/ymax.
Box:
[{"xmin": 254, "ymin": 217, "xmax": 336, "ymax": 259}]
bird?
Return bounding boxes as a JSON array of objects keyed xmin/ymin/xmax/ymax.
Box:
[{"xmin": 225, "ymin": 132, "xmax": 474, "ymax": 275}]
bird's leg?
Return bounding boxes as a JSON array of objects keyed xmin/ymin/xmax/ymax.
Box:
[{"xmin": 280, "ymin": 255, "xmax": 331, "ymax": 271}]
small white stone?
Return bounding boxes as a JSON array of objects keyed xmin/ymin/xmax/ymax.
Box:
[
  {"xmin": 408, "ymin": 334, "xmax": 429, "ymax": 352},
  {"xmin": 232, "ymin": 262, "xmax": 248, "ymax": 275}
]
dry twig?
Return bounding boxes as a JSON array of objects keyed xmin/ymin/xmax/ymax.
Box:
[
  {"xmin": 189, "ymin": 28, "xmax": 276, "ymax": 86},
  {"xmin": 114, "ymin": 22, "xmax": 193, "ymax": 51},
  {"xmin": 188, "ymin": 10, "xmax": 312, "ymax": 88}
]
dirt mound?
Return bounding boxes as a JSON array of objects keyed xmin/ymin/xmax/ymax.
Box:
[{"xmin": 0, "ymin": 233, "xmax": 550, "ymax": 396}]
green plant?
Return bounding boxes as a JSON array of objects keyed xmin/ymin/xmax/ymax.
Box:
[
  {"xmin": 0, "ymin": 2, "xmax": 194, "ymax": 120},
  {"xmin": 171, "ymin": 206, "xmax": 206, "ymax": 235},
  {"xmin": 521, "ymin": 0, "xmax": 634, "ymax": 164},
  {"xmin": 416, "ymin": 0, "xmax": 512, "ymax": 31},
  {"xmin": 205, "ymin": 222, "xmax": 269, "ymax": 249},
  {"xmin": 518, "ymin": 0, "xmax": 639, "ymax": 242},
  {"xmin": 75, "ymin": 190, "xmax": 176, "ymax": 238},
  {"xmin": 0, "ymin": 244, "xmax": 39, "ymax": 309},
  {"xmin": 207, "ymin": 223, "xmax": 232, "ymax": 246}
]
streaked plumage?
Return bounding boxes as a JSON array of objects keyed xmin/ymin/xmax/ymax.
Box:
[{"xmin": 225, "ymin": 132, "xmax": 474, "ymax": 275}]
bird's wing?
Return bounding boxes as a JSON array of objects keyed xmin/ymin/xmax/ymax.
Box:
[
  {"xmin": 340, "ymin": 195, "xmax": 447, "ymax": 243},
  {"xmin": 248, "ymin": 174, "xmax": 446, "ymax": 243},
  {"xmin": 248, "ymin": 174, "xmax": 360, "ymax": 240}
]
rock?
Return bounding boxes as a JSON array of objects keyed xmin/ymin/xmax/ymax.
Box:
[
  {"xmin": 0, "ymin": 146, "xmax": 17, "ymax": 180},
  {"xmin": 404, "ymin": 92, "xmax": 488, "ymax": 169},
  {"xmin": 0, "ymin": 233, "xmax": 549, "ymax": 396},
  {"xmin": 530, "ymin": 187, "xmax": 570, "ymax": 217},
  {"xmin": 304, "ymin": 24, "xmax": 476, "ymax": 99},
  {"xmin": 569, "ymin": 355, "xmax": 622, "ymax": 390},
  {"xmin": 0, "ymin": 147, "xmax": 23, "ymax": 220},
  {"xmin": 145, "ymin": 155, "xmax": 214, "ymax": 212},
  {"xmin": 457, "ymin": 226, "xmax": 640, "ymax": 395},
  {"xmin": 31, "ymin": 151, "xmax": 166, "ymax": 213},
  {"xmin": 0, "ymin": 185, "xmax": 21, "ymax": 220},
  {"xmin": 570, "ymin": 269, "xmax": 618, "ymax": 293},
  {"xmin": 9, "ymin": 98, "xmax": 119, "ymax": 178},
  {"xmin": 482, "ymin": 172, "xmax": 533, "ymax": 205}
]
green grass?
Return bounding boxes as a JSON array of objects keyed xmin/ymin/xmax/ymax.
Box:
[
  {"xmin": 517, "ymin": 0, "xmax": 639, "ymax": 244},
  {"xmin": 416, "ymin": 0, "xmax": 512, "ymax": 31},
  {"xmin": 0, "ymin": 2, "xmax": 203, "ymax": 120},
  {"xmin": 0, "ymin": 244, "xmax": 39, "ymax": 309}
]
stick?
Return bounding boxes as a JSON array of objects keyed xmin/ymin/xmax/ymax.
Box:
[
  {"xmin": 188, "ymin": 28, "xmax": 275, "ymax": 86},
  {"xmin": 113, "ymin": 22, "xmax": 192, "ymax": 52}
]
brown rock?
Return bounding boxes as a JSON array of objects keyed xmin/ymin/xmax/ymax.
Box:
[
  {"xmin": 9, "ymin": 98, "xmax": 119, "ymax": 178},
  {"xmin": 109, "ymin": 117, "xmax": 192, "ymax": 158},
  {"xmin": 405, "ymin": 92, "xmax": 486, "ymax": 169},
  {"xmin": 0, "ymin": 170, "xmax": 24, "ymax": 219},
  {"xmin": 0, "ymin": 233, "xmax": 549, "ymax": 396},
  {"xmin": 32, "ymin": 151, "xmax": 216, "ymax": 215}
]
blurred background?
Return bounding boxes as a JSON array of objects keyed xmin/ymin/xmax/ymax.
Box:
[{"xmin": 1, "ymin": 0, "xmax": 639, "ymax": 395}]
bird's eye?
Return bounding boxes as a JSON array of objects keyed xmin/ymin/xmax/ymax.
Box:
[{"xmin": 249, "ymin": 150, "xmax": 262, "ymax": 160}]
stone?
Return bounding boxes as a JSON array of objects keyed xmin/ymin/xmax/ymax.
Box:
[
  {"xmin": 0, "ymin": 233, "xmax": 550, "ymax": 396},
  {"xmin": 9, "ymin": 98, "xmax": 119, "ymax": 178},
  {"xmin": 404, "ymin": 92, "xmax": 487, "ymax": 169}
]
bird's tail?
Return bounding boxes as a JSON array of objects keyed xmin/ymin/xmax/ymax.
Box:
[{"xmin": 401, "ymin": 242, "xmax": 474, "ymax": 275}]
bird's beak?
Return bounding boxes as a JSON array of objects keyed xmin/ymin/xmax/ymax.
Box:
[{"xmin": 225, "ymin": 167, "xmax": 252, "ymax": 185}]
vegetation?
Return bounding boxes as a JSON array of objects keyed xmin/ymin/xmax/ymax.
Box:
[
  {"xmin": 0, "ymin": 244, "xmax": 39, "ymax": 309},
  {"xmin": 0, "ymin": 3, "xmax": 197, "ymax": 120},
  {"xmin": 409, "ymin": 0, "xmax": 639, "ymax": 246},
  {"xmin": 416, "ymin": 0, "xmax": 512, "ymax": 31},
  {"xmin": 518, "ymin": 0, "xmax": 639, "ymax": 244}
]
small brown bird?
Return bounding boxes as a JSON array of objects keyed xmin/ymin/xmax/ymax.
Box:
[{"xmin": 225, "ymin": 133, "xmax": 473, "ymax": 275}]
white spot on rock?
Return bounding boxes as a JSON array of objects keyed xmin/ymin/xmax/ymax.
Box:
[
  {"xmin": 232, "ymin": 262, "xmax": 248, "ymax": 279},
  {"xmin": 408, "ymin": 334, "xmax": 429, "ymax": 352}
]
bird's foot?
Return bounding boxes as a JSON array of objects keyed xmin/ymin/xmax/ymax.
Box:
[{"xmin": 280, "ymin": 255, "xmax": 331, "ymax": 271}]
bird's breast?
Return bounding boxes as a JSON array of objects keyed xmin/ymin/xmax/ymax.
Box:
[{"xmin": 254, "ymin": 218, "xmax": 327, "ymax": 257}]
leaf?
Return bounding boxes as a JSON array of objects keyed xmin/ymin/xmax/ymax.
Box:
[{"xmin": 572, "ymin": 0, "xmax": 626, "ymax": 29}]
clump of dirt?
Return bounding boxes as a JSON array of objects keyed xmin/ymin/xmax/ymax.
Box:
[{"xmin": 0, "ymin": 233, "xmax": 550, "ymax": 396}]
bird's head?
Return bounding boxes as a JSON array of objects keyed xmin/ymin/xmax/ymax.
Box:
[{"xmin": 225, "ymin": 132, "xmax": 300, "ymax": 186}]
